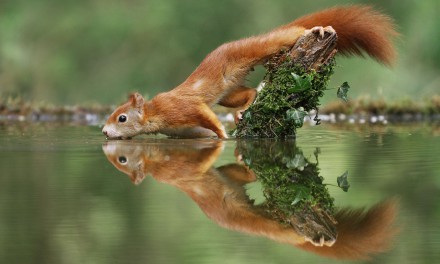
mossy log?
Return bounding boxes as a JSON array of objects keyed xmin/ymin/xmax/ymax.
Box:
[
  {"xmin": 236, "ymin": 140, "xmax": 338, "ymax": 246},
  {"xmin": 235, "ymin": 28, "xmax": 338, "ymax": 138}
]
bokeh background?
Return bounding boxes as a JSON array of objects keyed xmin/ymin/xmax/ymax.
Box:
[{"xmin": 1, "ymin": 0, "xmax": 439, "ymax": 106}]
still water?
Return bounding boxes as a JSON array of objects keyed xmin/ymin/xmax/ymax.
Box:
[{"xmin": 0, "ymin": 123, "xmax": 439, "ymax": 264}]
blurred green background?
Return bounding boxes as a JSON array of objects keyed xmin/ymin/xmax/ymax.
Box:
[{"xmin": 1, "ymin": 0, "xmax": 439, "ymax": 106}]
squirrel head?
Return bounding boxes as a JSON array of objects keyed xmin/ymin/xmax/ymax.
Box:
[
  {"xmin": 102, "ymin": 93, "xmax": 147, "ymax": 139},
  {"xmin": 102, "ymin": 141, "xmax": 152, "ymax": 184}
]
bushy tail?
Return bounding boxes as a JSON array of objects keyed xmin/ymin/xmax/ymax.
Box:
[
  {"xmin": 290, "ymin": 5, "xmax": 398, "ymax": 65},
  {"xmin": 297, "ymin": 200, "xmax": 399, "ymax": 260}
]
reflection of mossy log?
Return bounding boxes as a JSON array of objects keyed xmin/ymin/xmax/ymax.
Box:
[
  {"xmin": 235, "ymin": 29, "xmax": 337, "ymax": 138},
  {"xmin": 237, "ymin": 140, "xmax": 337, "ymax": 245}
]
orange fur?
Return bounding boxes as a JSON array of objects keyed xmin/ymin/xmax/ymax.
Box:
[
  {"xmin": 103, "ymin": 141, "xmax": 398, "ymax": 260},
  {"xmin": 297, "ymin": 200, "xmax": 399, "ymax": 260},
  {"xmin": 291, "ymin": 5, "xmax": 398, "ymax": 65},
  {"xmin": 102, "ymin": 5, "xmax": 397, "ymax": 139}
]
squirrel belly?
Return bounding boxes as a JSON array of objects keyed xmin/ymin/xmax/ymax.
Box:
[{"xmin": 102, "ymin": 5, "xmax": 397, "ymax": 139}]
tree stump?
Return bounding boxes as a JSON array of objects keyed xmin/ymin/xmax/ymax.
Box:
[
  {"xmin": 235, "ymin": 27, "xmax": 338, "ymax": 138},
  {"xmin": 236, "ymin": 140, "xmax": 338, "ymax": 247}
]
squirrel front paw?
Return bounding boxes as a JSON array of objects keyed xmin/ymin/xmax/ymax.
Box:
[{"xmin": 235, "ymin": 109, "xmax": 245, "ymax": 124}]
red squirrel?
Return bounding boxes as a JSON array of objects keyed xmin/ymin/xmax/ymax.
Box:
[{"xmin": 102, "ymin": 5, "xmax": 397, "ymax": 139}]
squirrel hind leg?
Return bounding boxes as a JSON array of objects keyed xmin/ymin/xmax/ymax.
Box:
[{"xmin": 218, "ymin": 86, "xmax": 257, "ymax": 124}]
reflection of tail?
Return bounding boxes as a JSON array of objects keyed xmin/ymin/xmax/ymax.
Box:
[{"xmin": 297, "ymin": 200, "xmax": 398, "ymax": 260}]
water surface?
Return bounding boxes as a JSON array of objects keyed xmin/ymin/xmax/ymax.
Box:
[{"xmin": 1, "ymin": 123, "xmax": 439, "ymax": 263}]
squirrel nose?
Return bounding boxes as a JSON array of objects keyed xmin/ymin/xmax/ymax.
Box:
[{"xmin": 102, "ymin": 129, "xmax": 108, "ymax": 137}]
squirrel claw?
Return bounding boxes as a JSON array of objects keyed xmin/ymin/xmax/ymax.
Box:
[
  {"xmin": 235, "ymin": 110, "xmax": 245, "ymax": 124},
  {"xmin": 305, "ymin": 26, "xmax": 336, "ymax": 39}
]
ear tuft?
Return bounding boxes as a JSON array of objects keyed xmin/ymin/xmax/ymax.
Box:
[{"xmin": 129, "ymin": 93, "xmax": 145, "ymax": 109}]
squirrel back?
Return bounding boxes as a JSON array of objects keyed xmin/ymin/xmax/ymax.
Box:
[{"xmin": 289, "ymin": 5, "xmax": 398, "ymax": 65}]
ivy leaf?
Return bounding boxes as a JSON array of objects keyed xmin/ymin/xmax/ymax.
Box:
[
  {"xmin": 285, "ymin": 154, "xmax": 308, "ymax": 169},
  {"xmin": 243, "ymin": 110, "xmax": 251, "ymax": 120},
  {"xmin": 290, "ymin": 72, "xmax": 312, "ymax": 93},
  {"xmin": 337, "ymin": 171, "xmax": 350, "ymax": 192},
  {"xmin": 291, "ymin": 186, "xmax": 312, "ymax": 205},
  {"xmin": 337, "ymin": 82, "xmax": 350, "ymax": 102},
  {"xmin": 243, "ymin": 157, "xmax": 252, "ymax": 167},
  {"xmin": 262, "ymin": 102, "xmax": 279, "ymax": 113},
  {"xmin": 286, "ymin": 108, "xmax": 308, "ymax": 127}
]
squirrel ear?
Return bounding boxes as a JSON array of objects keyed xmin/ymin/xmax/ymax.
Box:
[{"xmin": 129, "ymin": 93, "xmax": 145, "ymax": 109}]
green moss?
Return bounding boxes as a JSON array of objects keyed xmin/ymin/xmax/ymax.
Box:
[
  {"xmin": 235, "ymin": 53, "xmax": 335, "ymax": 138},
  {"xmin": 237, "ymin": 140, "xmax": 335, "ymax": 225}
]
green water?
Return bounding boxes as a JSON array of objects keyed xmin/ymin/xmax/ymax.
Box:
[{"xmin": 1, "ymin": 123, "xmax": 440, "ymax": 264}]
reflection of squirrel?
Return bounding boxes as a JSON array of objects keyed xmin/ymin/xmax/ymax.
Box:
[
  {"xmin": 102, "ymin": 5, "xmax": 397, "ymax": 139},
  {"xmin": 102, "ymin": 141, "xmax": 398, "ymax": 260}
]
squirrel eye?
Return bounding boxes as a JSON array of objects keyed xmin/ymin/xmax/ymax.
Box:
[
  {"xmin": 118, "ymin": 156, "xmax": 127, "ymax": 164},
  {"xmin": 118, "ymin": 114, "xmax": 127, "ymax": 123}
]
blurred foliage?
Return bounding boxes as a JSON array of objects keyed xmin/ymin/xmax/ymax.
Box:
[
  {"xmin": 0, "ymin": 0, "xmax": 439, "ymax": 105},
  {"xmin": 321, "ymin": 94, "xmax": 440, "ymax": 116}
]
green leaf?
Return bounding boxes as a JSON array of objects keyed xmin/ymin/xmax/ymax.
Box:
[
  {"xmin": 262, "ymin": 102, "xmax": 279, "ymax": 113},
  {"xmin": 285, "ymin": 154, "xmax": 308, "ymax": 169},
  {"xmin": 244, "ymin": 157, "xmax": 252, "ymax": 167},
  {"xmin": 337, "ymin": 81, "xmax": 350, "ymax": 102},
  {"xmin": 337, "ymin": 171, "xmax": 350, "ymax": 192},
  {"xmin": 291, "ymin": 186, "xmax": 312, "ymax": 205},
  {"xmin": 243, "ymin": 111, "xmax": 251, "ymax": 120},
  {"xmin": 290, "ymin": 72, "xmax": 312, "ymax": 93},
  {"xmin": 286, "ymin": 108, "xmax": 308, "ymax": 127}
]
